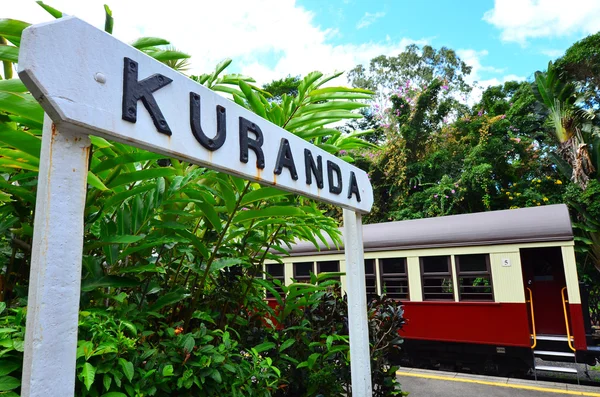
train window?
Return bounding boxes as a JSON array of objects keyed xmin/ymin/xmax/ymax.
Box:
[
  {"xmin": 365, "ymin": 259, "xmax": 377, "ymax": 301},
  {"xmin": 317, "ymin": 260, "xmax": 340, "ymax": 282},
  {"xmin": 317, "ymin": 260, "xmax": 339, "ymax": 273},
  {"xmin": 293, "ymin": 261, "xmax": 313, "ymax": 283},
  {"xmin": 265, "ymin": 263, "xmax": 285, "ymax": 298},
  {"xmin": 379, "ymin": 257, "xmax": 409, "ymax": 300},
  {"xmin": 456, "ymin": 254, "xmax": 493, "ymax": 301},
  {"xmin": 420, "ymin": 256, "xmax": 454, "ymax": 301}
]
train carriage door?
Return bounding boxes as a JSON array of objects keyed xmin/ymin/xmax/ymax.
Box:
[{"xmin": 520, "ymin": 247, "xmax": 567, "ymax": 335}]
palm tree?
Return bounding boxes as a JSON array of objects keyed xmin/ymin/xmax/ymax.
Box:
[{"xmin": 532, "ymin": 61, "xmax": 596, "ymax": 189}]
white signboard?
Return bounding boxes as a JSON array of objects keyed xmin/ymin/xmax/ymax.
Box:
[
  {"xmin": 18, "ymin": 17, "xmax": 373, "ymax": 213},
  {"xmin": 502, "ymin": 258, "xmax": 511, "ymax": 267},
  {"xmin": 18, "ymin": 16, "xmax": 373, "ymax": 397}
]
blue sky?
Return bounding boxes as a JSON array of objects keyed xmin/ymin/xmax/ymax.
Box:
[
  {"xmin": 10, "ymin": 0, "xmax": 600, "ymax": 97},
  {"xmin": 297, "ymin": 0, "xmax": 596, "ymax": 85}
]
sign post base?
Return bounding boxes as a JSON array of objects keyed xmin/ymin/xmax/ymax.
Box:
[{"xmin": 343, "ymin": 209, "xmax": 373, "ymax": 396}]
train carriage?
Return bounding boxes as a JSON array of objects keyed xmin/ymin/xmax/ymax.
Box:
[{"xmin": 265, "ymin": 204, "xmax": 600, "ymax": 377}]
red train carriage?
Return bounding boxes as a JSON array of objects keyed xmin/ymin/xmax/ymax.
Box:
[{"xmin": 266, "ymin": 204, "xmax": 600, "ymax": 378}]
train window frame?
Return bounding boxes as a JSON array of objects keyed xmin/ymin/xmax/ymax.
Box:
[
  {"xmin": 364, "ymin": 258, "xmax": 377, "ymax": 301},
  {"xmin": 379, "ymin": 257, "xmax": 409, "ymax": 301},
  {"xmin": 265, "ymin": 263, "xmax": 285, "ymax": 298},
  {"xmin": 317, "ymin": 260, "xmax": 340, "ymax": 282},
  {"xmin": 293, "ymin": 261, "xmax": 314, "ymax": 283},
  {"xmin": 420, "ymin": 255, "xmax": 454, "ymax": 301},
  {"xmin": 455, "ymin": 254, "xmax": 494, "ymax": 302}
]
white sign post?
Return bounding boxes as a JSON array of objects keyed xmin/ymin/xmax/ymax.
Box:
[{"xmin": 18, "ymin": 16, "xmax": 374, "ymax": 397}]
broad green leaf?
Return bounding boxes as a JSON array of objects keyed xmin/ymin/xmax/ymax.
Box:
[
  {"xmin": 208, "ymin": 59, "xmax": 232, "ymax": 86},
  {"xmin": 118, "ymin": 358, "xmax": 134, "ymax": 382},
  {"xmin": 149, "ymin": 288, "xmax": 190, "ymax": 311},
  {"xmin": 233, "ymin": 206, "xmax": 304, "ymax": 223},
  {"xmin": 131, "ymin": 37, "xmax": 170, "ymax": 49},
  {"xmin": 94, "ymin": 234, "xmax": 145, "ymax": 245},
  {"xmin": 182, "ymin": 335, "xmax": 195, "ymax": 353},
  {"xmin": 214, "ymin": 175, "xmax": 237, "ymax": 212},
  {"xmin": 210, "ymin": 369, "xmax": 222, "ymax": 383},
  {"xmin": 211, "ymin": 257, "xmax": 243, "ymax": 272},
  {"xmin": 0, "ymin": 302, "xmax": 5, "ymax": 315},
  {"xmin": 239, "ymin": 80, "xmax": 266, "ymax": 118},
  {"xmin": 0, "ymin": 361, "xmax": 19, "ymax": 377},
  {"xmin": 102, "ymin": 393, "xmax": 127, "ymax": 397},
  {"xmin": 162, "ymin": 365, "xmax": 174, "ymax": 377},
  {"xmin": 0, "ymin": 19, "xmax": 30, "ymax": 46},
  {"xmin": 87, "ymin": 171, "xmax": 108, "ymax": 191},
  {"xmin": 286, "ymin": 110, "xmax": 363, "ymax": 131},
  {"xmin": 295, "ymin": 100, "xmax": 367, "ymax": 116},
  {"xmin": 82, "ymin": 363, "xmax": 96, "ymax": 391},
  {"xmin": 120, "ymin": 263, "xmax": 165, "ymax": 274},
  {"xmin": 103, "ymin": 374, "xmax": 112, "ymax": 392},
  {"xmin": 0, "ymin": 91, "xmax": 44, "ymax": 122},
  {"xmin": 240, "ymin": 187, "xmax": 290, "ymax": 206},
  {"xmin": 0, "ymin": 79, "xmax": 27, "ymax": 93},
  {"xmin": 307, "ymin": 352, "xmax": 320, "ymax": 369},
  {"xmin": 173, "ymin": 229, "xmax": 209, "ymax": 258},
  {"xmin": 196, "ymin": 201, "xmax": 222, "ymax": 233},
  {"xmin": 103, "ymin": 5, "xmax": 113, "ymax": 34},
  {"xmin": 92, "ymin": 152, "xmax": 164, "ymax": 173},
  {"xmin": 0, "ymin": 376, "xmax": 19, "ymax": 391},
  {"xmin": 0, "ymin": 157, "xmax": 38, "ymax": 171},
  {"xmin": 104, "ymin": 183, "xmax": 157, "ymax": 209},
  {"xmin": 211, "ymin": 84, "xmax": 244, "ymax": 98},
  {"xmin": 36, "ymin": 1, "xmax": 63, "ymax": 18},
  {"xmin": 148, "ymin": 50, "xmax": 190, "ymax": 62},
  {"xmin": 0, "ymin": 45, "xmax": 18, "ymax": 63},
  {"xmin": 294, "ymin": 128, "xmax": 340, "ymax": 140},
  {"xmin": 89, "ymin": 135, "xmax": 112, "ymax": 148},
  {"xmin": 81, "ymin": 276, "xmax": 140, "ymax": 292},
  {"xmin": 107, "ymin": 168, "xmax": 176, "ymax": 188},
  {"xmin": 279, "ymin": 339, "xmax": 295, "ymax": 353},
  {"xmin": 306, "ymin": 92, "xmax": 372, "ymax": 102}
]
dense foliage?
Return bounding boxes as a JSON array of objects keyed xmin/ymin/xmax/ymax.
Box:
[{"xmin": 0, "ymin": 3, "xmax": 403, "ymax": 397}]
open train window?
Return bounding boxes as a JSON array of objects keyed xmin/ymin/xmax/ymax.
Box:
[
  {"xmin": 317, "ymin": 260, "xmax": 340, "ymax": 281},
  {"xmin": 293, "ymin": 261, "xmax": 313, "ymax": 283},
  {"xmin": 420, "ymin": 256, "xmax": 454, "ymax": 301},
  {"xmin": 265, "ymin": 263, "xmax": 285, "ymax": 298},
  {"xmin": 365, "ymin": 259, "xmax": 377, "ymax": 301},
  {"xmin": 380, "ymin": 257, "xmax": 409, "ymax": 300},
  {"xmin": 456, "ymin": 254, "xmax": 493, "ymax": 301}
]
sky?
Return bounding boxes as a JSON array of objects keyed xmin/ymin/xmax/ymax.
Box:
[{"xmin": 8, "ymin": 0, "xmax": 600, "ymax": 98}]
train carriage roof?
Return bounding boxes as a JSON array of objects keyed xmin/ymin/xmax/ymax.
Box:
[{"xmin": 289, "ymin": 204, "xmax": 573, "ymax": 256}]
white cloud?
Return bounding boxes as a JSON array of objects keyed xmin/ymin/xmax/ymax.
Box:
[
  {"xmin": 356, "ymin": 11, "xmax": 386, "ymax": 29},
  {"xmin": 456, "ymin": 49, "xmax": 504, "ymax": 82},
  {"xmin": 483, "ymin": 0, "xmax": 600, "ymax": 45},
  {"xmin": 456, "ymin": 49, "xmax": 525, "ymax": 104},
  {"xmin": 541, "ymin": 49, "xmax": 565, "ymax": 58},
  {"xmin": 9, "ymin": 1, "xmax": 424, "ymax": 86}
]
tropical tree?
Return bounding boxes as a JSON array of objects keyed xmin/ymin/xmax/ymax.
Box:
[{"xmin": 532, "ymin": 61, "xmax": 597, "ymax": 189}]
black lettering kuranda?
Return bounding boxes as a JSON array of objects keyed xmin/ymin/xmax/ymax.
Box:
[
  {"xmin": 189, "ymin": 93, "xmax": 227, "ymax": 151},
  {"xmin": 304, "ymin": 149, "xmax": 324, "ymax": 189},
  {"xmin": 274, "ymin": 138, "xmax": 298, "ymax": 180},
  {"xmin": 122, "ymin": 57, "xmax": 172, "ymax": 135},
  {"xmin": 120, "ymin": 58, "xmax": 362, "ymax": 204},
  {"xmin": 239, "ymin": 117, "xmax": 265, "ymax": 169}
]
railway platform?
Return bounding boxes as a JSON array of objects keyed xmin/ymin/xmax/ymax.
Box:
[{"xmin": 396, "ymin": 368, "xmax": 600, "ymax": 397}]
